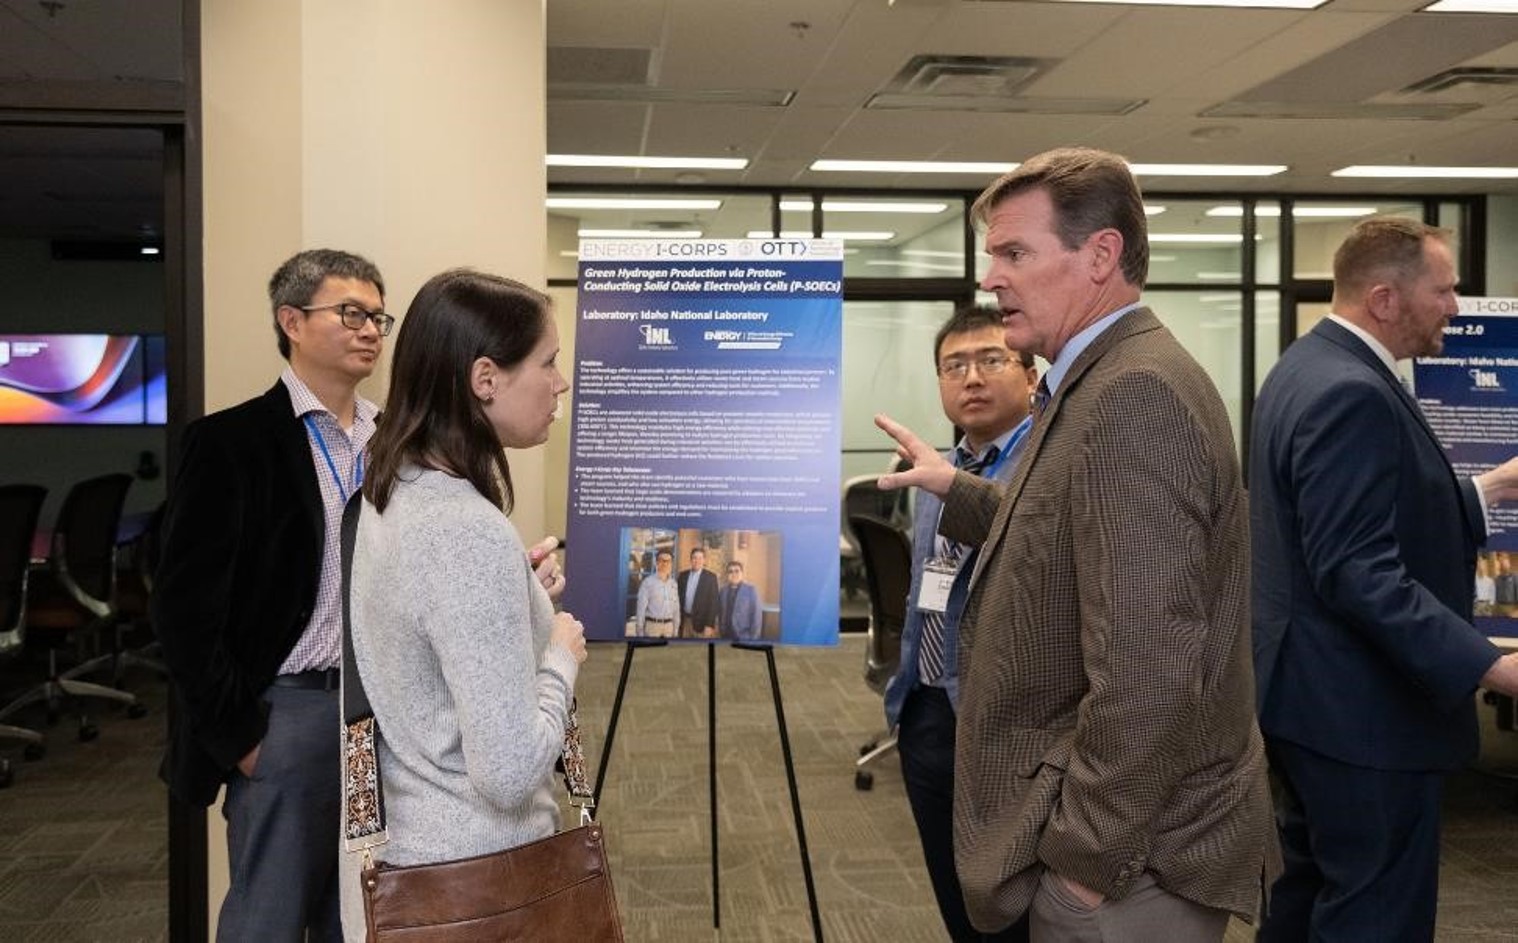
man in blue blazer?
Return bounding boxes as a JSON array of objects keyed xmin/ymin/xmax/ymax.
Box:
[
  {"xmin": 1251, "ymin": 217, "xmax": 1518, "ymax": 941},
  {"xmin": 883, "ymin": 304, "xmax": 1036, "ymax": 942},
  {"xmin": 155, "ymin": 249, "xmax": 389, "ymax": 941},
  {"xmin": 717, "ymin": 560, "xmax": 763, "ymax": 641}
]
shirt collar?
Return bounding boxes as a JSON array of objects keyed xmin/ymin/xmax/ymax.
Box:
[
  {"xmin": 1326, "ymin": 314, "xmax": 1400, "ymax": 377},
  {"xmin": 1045, "ymin": 301, "xmax": 1142, "ymax": 396},
  {"xmin": 955, "ymin": 414, "xmax": 1031, "ymax": 465},
  {"xmin": 281, "ymin": 366, "xmax": 379, "ymax": 430}
]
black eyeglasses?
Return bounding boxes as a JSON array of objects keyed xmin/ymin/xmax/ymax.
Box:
[
  {"xmin": 938, "ymin": 354, "xmax": 1015, "ymax": 382},
  {"xmin": 299, "ymin": 301, "xmax": 395, "ymax": 336}
]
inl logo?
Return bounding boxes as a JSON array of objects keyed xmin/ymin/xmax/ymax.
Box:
[
  {"xmin": 1470, "ymin": 368, "xmax": 1502, "ymax": 390},
  {"xmin": 640, "ymin": 325, "xmax": 673, "ymax": 346}
]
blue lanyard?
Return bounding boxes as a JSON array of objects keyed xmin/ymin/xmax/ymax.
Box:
[
  {"xmin": 303, "ymin": 414, "xmax": 363, "ymax": 503},
  {"xmin": 934, "ymin": 416, "xmax": 1031, "ymax": 560},
  {"xmin": 973, "ymin": 416, "xmax": 1031, "ymax": 481}
]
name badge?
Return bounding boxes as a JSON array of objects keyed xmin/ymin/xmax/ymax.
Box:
[{"xmin": 916, "ymin": 558, "xmax": 958, "ymax": 614}]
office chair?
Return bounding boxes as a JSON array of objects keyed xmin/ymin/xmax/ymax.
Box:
[
  {"xmin": 0, "ymin": 484, "xmax": 48, "ymax": 785},
  {"xmin": 112, "ymin": 501, "xmax": 168, "ymax": 679},
  {"xmin": 848, "ymin": 513, "xmax": 911, "ymax": 791},
  {"xmin": 841, "ymin": 475, "xmax": 901, "ymax": 600},
  {"xmin": 5, "ymin": 473, "xmax": 143, "ymax": 742}
]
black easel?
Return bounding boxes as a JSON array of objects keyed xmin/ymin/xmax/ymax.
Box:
[{"xmin": 592, "ymin": 639, "xmax": 824, "ymax": 943}]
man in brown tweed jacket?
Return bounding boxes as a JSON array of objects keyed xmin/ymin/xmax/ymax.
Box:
[{"xmin": 877, "ymin": 147, "xmax": 1280, "ymax": 940}]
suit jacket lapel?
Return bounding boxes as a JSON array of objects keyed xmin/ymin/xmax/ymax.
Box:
[
  {"xmin": 262, "ymin": 381, "xmax": 326, "ymax": 555},
  {"xmin": 1312, "ymin": 320, "xmax": 1448, "ymax": 459},
  {"xmin": 967, "ymin": 308, "xmax": 1163, "ymax": 590}
]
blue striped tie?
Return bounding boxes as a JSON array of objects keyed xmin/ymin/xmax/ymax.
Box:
[{"xmin": 917, "ymin": 444, "xmax": 999, "ymax": 684}]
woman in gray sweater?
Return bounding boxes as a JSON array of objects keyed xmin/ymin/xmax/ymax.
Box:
[{"xmin": 340, "ymin": 269, "xmax": 585, "ymax": 940}]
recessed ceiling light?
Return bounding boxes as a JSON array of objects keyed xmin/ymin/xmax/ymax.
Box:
[
  {"xmin": 548, "ymin": 154, "xmax": 748, "ymax": 170},
  {"xmin": 1206, "ymin": 206, "xmax": 1378, "ymax": 218},
  {"xmin": 902, "ymin": 249, "xmax": 963, "ymax": 259},
  {"xmin": 578, "ymin": 228, "xmax": 703, "ymax": 239},
  {"xmin": 1421, "ymin": 0, "xmax": 1518, "ymax": 11},
  {"xmin": 810, "ymin": 159, "xmax": 1016, "ymax": 174},
  {"xmin": 1129, "ymin": 163, "xmax": 1287, "ymax": 176},
  {"xmin": 1144, "ymin": 205, "xmax": 1167, "ymax": 216},
  {"xmin": 865, "ymin": 260, "xmax": 965, "ymax": 274},
  {"xmin": 779, "ymin": 200, "xmax": 949, "ymax": 213},
  {"xmin": 1048, "ymin": 0, "xmax": 1325, "ymax": 6},
  {"xmin": 1148, "ymin": 234, "xmax": 1245, "ymax": 244},
  {"xmin": 1333, "ymin": 165, "xmax": 1518, "ymax": 179},
  {"xmin": 547, "ymin": 197, "xmax": 723, "ymax": 210},
  {"xmin": 140, "ymin": 246, "xmax": 161, "ymax": 256},
  {"xmin": 811, "ymin": 159, "xmax": 1285, "ymax": 177},
  {"xmin": 746, "ymin": 230, "xmax": 896, "ymax": 241}
]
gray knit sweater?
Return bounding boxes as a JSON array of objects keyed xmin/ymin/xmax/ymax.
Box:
[{"xmin": 339, "ymin": 466, "xmax": 578, "ymax": 938}]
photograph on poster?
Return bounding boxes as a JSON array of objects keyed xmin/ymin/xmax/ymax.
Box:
[{"xmin": 622, "ymin": 526, "xmax": 782, "ymax": 643}]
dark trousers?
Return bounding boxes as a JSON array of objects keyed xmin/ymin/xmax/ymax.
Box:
[
  {"xmin": 1259, "ymin": 737, "xmax": 1444, "ymax": 943},
  {"xmin": 219, "ymin": 684, "xmax": 342, "ymax": 943},
  {"xmin": 898, "ymin": 685, "xmax": 1030, "ymax": 943}
]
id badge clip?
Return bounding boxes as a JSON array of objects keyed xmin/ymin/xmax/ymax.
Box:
[{"xmin": 916, "ymin": 558, "xmax": 957, "ymax": 614}]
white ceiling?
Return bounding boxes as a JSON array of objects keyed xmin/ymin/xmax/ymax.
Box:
[
  {"xmin": 546, "ymin": 0, "xmax": 1518, "ymax": 195},
  {"xmin": 2, "ymin": 0, "xmax": 1516, "ymax": 243}
]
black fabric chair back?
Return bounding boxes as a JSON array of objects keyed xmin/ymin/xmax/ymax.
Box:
[
  {"xmin": 849, "ymin": 513, "xmax": 911, "ymax": 694},
  {"xmin": 51, "ymin": 474, "xmax": 132, "ymax": 610},
  {"xmin": 0, "ymin": 485, "xmax": 47, "ymax": 638}
]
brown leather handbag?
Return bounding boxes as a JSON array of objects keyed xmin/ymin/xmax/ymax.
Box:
[{"xmin": 339, "ymin": 497, "xmax": 625, "ymax": 942}]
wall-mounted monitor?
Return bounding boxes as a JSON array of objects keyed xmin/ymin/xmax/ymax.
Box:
[{"xmin": 0, "ymin": 334, "xmax": 167, "ymax": 425}]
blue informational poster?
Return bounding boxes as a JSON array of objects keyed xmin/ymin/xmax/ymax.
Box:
[
  {"xmin": 562, "ymin": 239, "xmax": 844, "ymax": 646},
  {"xmin": 1412, "ymin": 296, "xmax": 1518, "ymax": 643}
]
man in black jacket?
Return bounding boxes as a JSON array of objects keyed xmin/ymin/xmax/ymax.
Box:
[
  {"xmin": 677, "ymin": 546, "xmax": 720, "ymax": 638},
  {"xmin": 154, "ymin": 248, "xmax": 389, "ymax": 941}
]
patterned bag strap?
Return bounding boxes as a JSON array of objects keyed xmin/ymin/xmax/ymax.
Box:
[
  {"xmin": 342, "ymin": 491, "xmax": 598, "ymax": 839},
  {"xmin": 562, "ymin": 702, "xmax": 595, "ymax": 825},
  {"xmin": 339, "ymin": 494, "xmax": 388, "ymax": 857}
]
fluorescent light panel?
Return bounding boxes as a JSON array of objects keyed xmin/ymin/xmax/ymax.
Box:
[
  {"xmin": 1130, "ymin": 163, "xmax": 1286, "ymax": 177},
  {"xmin": 812, "ymin": 159, "xmax": 1284, "ymax": 177},
  {"xmin": 1048, "ymin": 0, "xmax": 1325, "ymax": 6},
  {"xmin": 1206, "ymin": 206, "xmax": 1377, "ymax": 218},
  {"xmin": 548, "ymin": 197, "xmax": 722, "ymax": 210},
  {"xmin": 578, "ymin": 228, "xmax": 703, "ymax": 239},
  {"xmin": 548, "ymin": 154, "xmax": 748, "ymax": 170},
  {"xmin": 1421, "ymin": 0, "xmax": 1518, "ymax": 11},
  {"xmin": 865, "ymin": 260, "xmax": 965, "ymax": 274},
  {"xmin": 745, "ymin": 230, "xmax": 895, "ymax": 241},
  {"xmin": 1333, "ymin": 165, "xmax": 1518, "ymax": 179},
  {"xmin": 779, "ymin": 200, "xmax": 949, "ymax": 214},
  {"xmin": 1148, "ymin": 234, "xmax": 1245, "ymax": 244},
  {"xmin": 811, "ymin": 159, "xmax": 1016, "ymax": 174}
]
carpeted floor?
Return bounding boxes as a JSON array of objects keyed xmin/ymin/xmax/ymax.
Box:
[{"xmin": 5, "ymin": 635, "xmax": 1518, "ymax": 941}]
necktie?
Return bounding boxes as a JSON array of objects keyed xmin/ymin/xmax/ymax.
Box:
[
  {"xmin": 1032, "ymin": 378, "xmax": 1052, "ymax": 423},
  {"xmin": 918, "ymin": 444, "xmax": 999, "ymax": 685}
]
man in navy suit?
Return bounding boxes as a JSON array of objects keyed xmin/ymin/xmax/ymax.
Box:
[
  {"xmin": 717, "ymin": 560, "xmax": 763, "ymax": 641},
  {"xmin": 1251, "ymin": 217, "xmax": 1518, "ymax": 941},
  {"xmin": 883, "ymin": 304, "xmax": 1036, "ymax": 942}
]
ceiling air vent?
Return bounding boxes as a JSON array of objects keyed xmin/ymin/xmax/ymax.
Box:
[{"xmin": 868, "ymin": 54, "xmax": 1144, "ymax": 115}]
